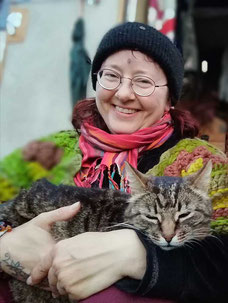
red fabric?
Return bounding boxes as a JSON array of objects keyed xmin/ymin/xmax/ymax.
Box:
[
  {"xmin": 74, "ymin": 113, "xmax": 173, "ymax": 190},
  {"xmin": 0, "ymin": 279, "xmax": 14, "ymax": 303},
  {"xmin": 81, "ymin": 286, "xmax": 175, "ymax": 303},
  {"xmin": 0, "ymin": 281, "xmax": 175, "ymax": 303},
  {"xmin": 161, "ymin": 18, "xmax": 176, "ymax": 36}
]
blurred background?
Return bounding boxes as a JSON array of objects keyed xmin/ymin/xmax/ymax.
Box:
[{"xmin": 0, "ymin": 0, "xmax": 228, "ymax": 159}]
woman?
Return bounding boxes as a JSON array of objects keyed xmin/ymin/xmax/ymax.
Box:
[{"xmin": 0, "ymin": 22, "xmax": 227, "ymax": 303}]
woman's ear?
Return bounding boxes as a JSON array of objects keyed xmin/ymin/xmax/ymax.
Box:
[{"xmin": 165, "ymin": 97, "xmax": 172, "ymax": 112}]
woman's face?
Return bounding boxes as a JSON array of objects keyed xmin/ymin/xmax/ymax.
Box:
[{"xmin": 95, "ymin": 50, "xmax": 170, "ymax": 134}]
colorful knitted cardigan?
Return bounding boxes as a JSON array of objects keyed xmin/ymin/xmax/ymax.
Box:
[{"xmin": 0, "ymin": 131, "xmax": 227, "ymax": 234}]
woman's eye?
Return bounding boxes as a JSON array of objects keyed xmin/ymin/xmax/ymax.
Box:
[
  {"xmin": 140, "ymin": 79, "xmax": 150, "ymax": 84},
  {"xmin": 134, "ymin": 77, "xmax": 152, "ymax": 87},
  {"xmin": 104, "ymin": 72, "xmax": 118, "ymax": 79}
]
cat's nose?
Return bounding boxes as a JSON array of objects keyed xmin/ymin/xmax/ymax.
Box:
[{"xmin": 163, "ymin": 233, "xmax": 175, "ymax": 243}]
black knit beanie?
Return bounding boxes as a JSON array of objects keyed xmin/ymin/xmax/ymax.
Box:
[{"xmin": 91, "ymin": 22, "xmax": 184, "ymax": 104}]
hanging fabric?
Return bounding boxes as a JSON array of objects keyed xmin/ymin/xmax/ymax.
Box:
[
  {"xmin": 182, "ymin": 0, "xmax": 198, "ymax": 71},
  {"xmin": 0, "ymin": 0, "xmax": 10, "ymax": 30},
  {"xmin": 70, "ymin": 0, "xmax": 91, "ymax": 107}
]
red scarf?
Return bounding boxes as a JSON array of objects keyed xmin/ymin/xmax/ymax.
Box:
[{"xmin": 74, "ymin": 112, "xmax": 174, "ymax": 191}]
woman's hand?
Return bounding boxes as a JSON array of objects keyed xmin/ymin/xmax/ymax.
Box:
[
  {"xmin": 28, "ymin": 229, "xmax": 146, "ymax": 301},
  {"xmin": 0, "ymin": 202, "xmax": 81, "ymax": 283}
]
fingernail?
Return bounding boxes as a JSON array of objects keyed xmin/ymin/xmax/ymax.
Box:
[
  {"xmin": 26, "ymin": 276, "xmax": 32, "ymax": 285},
  {"xmin": 70, "ymin": 201, "xmax": 80, "ymax": 209}
]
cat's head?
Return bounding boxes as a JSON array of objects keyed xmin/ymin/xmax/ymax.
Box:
[{"xmin": 124, "ymin": 161, "xmax": 213, "ymax": 250}]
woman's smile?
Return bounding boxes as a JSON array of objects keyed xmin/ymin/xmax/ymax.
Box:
[{"xmin": 114, "ymin": 105, "xmax": 139, "ymax": 115}]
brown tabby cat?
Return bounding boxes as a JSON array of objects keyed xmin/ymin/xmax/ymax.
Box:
[{"xmin": 0, "ymin": 161, "xmax": 213, "ymax": 303}]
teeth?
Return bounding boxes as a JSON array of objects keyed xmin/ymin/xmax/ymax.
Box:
[{"xmin": 115, "ymin": 106, "xmax": 137, "ymax": 114}]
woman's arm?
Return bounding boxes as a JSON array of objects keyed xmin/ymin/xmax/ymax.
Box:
[
  {"xmin": 29, "ymin": 229, "xmax": 228, "ymax": 303},
  {"xmin": 117, "ymin": 231, "xmax": 228, "ymax": 303},
  {"xmin": 0, "ymin": 203, "xmax": 81, "ymax": 281}
]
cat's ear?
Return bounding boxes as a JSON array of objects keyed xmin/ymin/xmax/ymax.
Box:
[
  {"xmin": 186, "ymin": 160, "xmax": 212, "ymax": 193},
  {"xmin": 125, "ymin": 162, "xmax": 149, "ymax": 194}
]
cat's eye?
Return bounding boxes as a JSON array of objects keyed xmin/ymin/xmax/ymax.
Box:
[
  {"xmin": 145, "ymin": 215, "xmax": 159, "ymax": 222},
  {"xmin": 178, "ymin": 212, "xmax": 191, "ymax": 220}
]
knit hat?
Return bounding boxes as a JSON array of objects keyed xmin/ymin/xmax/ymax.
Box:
[{"xmin": 91, "ymin": 22, "xmax": 184, "ymax": 104}]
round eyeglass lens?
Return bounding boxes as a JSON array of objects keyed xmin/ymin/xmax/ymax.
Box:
[
  {"xmin": 98, "ymin": 69, "xmax": 120, "ymax": 90},
  {"xmin": 132, "ymin": 76, "xmax": 155, "ymax": 96}
]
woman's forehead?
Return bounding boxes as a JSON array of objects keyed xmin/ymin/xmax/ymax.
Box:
[
  {"xmin": 101, "ymin": 50, "xmax": 166, "ymax": 79},
  {"xmin": 103, "ymin": 50, "xmax": 154, "ymax": 63}
]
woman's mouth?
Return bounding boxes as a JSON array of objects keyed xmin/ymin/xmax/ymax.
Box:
[{"xmin": 115, "ymin": 105, "xmax": 138, "ymax": 114}]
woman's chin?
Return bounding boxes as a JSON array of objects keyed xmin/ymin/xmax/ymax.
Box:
[
  {"xmin": 106, "ymin": 112, "xmax": 143, "ymax": 134},
  {"xmin": 107, "ymin": 122, "xmax": 141, "ymax": 134}
]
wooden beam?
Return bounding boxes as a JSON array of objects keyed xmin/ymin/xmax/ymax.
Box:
[
  {"xmin": 117, "ymin": 0, "xmax": 127, "ymax": 23},
  {"xmin": 135, "ymin": 0, "xmax": 149, "ymax": 23}
]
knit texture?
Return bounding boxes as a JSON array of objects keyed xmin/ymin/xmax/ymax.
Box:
[
  {"xmin": 147, "ymin": 138, "xmax": 228, "ymax": 234},
  {"xmin": 0, "ymin": 133, "xmax": 227, "ymax": 235},
  {"xmin": 91, "ymin": 22, "xmax": 184, "ymax": 103}
]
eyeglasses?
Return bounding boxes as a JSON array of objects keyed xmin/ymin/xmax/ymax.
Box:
[{"xmin": 96, "ymin": 69, "xmax": 168, "ymax": 97}]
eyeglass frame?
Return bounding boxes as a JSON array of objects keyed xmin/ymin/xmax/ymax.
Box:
[{"xmin": 94, "ymin": 68, "xmax": 168, "ymax": 97}]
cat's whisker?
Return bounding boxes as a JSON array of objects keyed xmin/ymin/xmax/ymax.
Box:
[
  {"xmin": 193, "ymin": 232, "xmax": 208, "ymax": 239},
  {"xmin": 207, "ymin": 234, "xmax": 224, "ymax": 246},
  {"xmin": 190, "ymin": 235, "xmax": 208, "ymax": 242},
  {"xmin": 104, "ymin": 222, "xmax": 135, "ymax": 230},
  {"xmin": 186, "ymin": 238, "xmax": 205, "ymax": 248},
  {"xmin": 192, "ymin": 227, "xmax": 211, "ymax": 233},
  {"xmin": 109, "ymin": 221, "xmax": 129, "ymax": 227},
  {"xmin": 183, "ymin": 242, "xmax": 194, "ymax": 250}
]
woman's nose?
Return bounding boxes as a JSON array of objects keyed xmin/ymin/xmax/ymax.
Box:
[{"xmin": 115, "ymin": 79, "xmax": 135, "ymax": 102}]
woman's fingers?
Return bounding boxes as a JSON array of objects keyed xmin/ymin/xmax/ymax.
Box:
[
  {"xmin": 49, "ymin": 266, "xmax": 67, "ymax": 298},
  {"xmin": 57, "ymin": 281, "xmax": 67, "ymax": 296},
  {"xmin": 33, "ymin": 202, "xmax": 81, "ymax": 231},
  {"xmin": 48, "ymin": 267, "xmax": 61, "ymax": 298},
  {"xmin": 27, "ymin": 249, "xmax": 54, "ymax": 285}
]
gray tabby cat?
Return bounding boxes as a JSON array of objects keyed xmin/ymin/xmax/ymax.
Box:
[{"xmin": 0, "ymin": 161, "xmax": 213, "ymax": 303}]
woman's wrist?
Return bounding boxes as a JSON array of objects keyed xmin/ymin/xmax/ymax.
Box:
[
  {"xmin": 0, "ymin": 221, "xmax": 12, "ymax": 238},
  {"xmin": 112, "ymin": 229, "xmax": 147, "ymax": 280}
]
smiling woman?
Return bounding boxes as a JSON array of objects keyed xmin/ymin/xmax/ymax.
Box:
[{"xmin": 0, "ymin": 21, "xmax": 227, "ymax": 303}]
